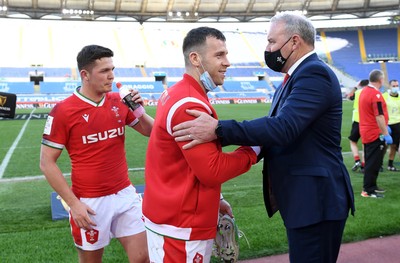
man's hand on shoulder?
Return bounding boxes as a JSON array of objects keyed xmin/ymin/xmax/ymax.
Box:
[{"xmin": 172, "ymin": 109, "xmax": 218, "ymax": 149}]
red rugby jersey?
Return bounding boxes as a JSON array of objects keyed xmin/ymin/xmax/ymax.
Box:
[
  {"xmin": 143, "ymin": 74, "xmax": 257, "ymax": 241},
  {"xmin": 42, "ymin": 88, "xmax": 138, "ymax": 198},
  {"xmin": 359, "ymin": 86, "xmax": 388, "ymax": 144}
]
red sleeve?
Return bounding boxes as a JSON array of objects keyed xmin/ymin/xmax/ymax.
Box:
[{"xmin": 171, "ymin": 101, "xmax": 257, "ymax": 186}]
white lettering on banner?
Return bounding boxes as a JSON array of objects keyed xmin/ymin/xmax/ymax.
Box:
[
  {"xmin": 16, "ymin": 103, "xmax": 57, "ymax": 109},
  {"xmin": 235, "ymin": 99, "xmax": 258, "ymax": 104},
  {"xmin": 124, "ymin": 84, "xmax": 155, "ymax": 90},
  {"xmin": 82, "ymin": 127, "xmax": 124, "ymax": 144},
  {"xmin": 0, "ymin": 83, "xmax": 10, "ymax": 92},
  {"xmin": 16, "ymin": 104, "xmax": 34, "ymax": 109},
  {"xmin": 209, "ymin": 99, "xmax": 230, "ymax": 104},
  {"xmin": 42, "ymin": 103, "xmax": 57, "ymax": 108}
]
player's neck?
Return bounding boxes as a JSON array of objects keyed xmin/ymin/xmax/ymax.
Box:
[{"xmin": 79, "ymin": 86, "xmax": 105, "ymax": 103}]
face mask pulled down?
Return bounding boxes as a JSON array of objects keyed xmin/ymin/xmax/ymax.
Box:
[
  {"xmin": 197, "ymin": 59, "xmax": 217, "ymax": 92},
  {"xmin": 264, "ymin": 37, "xmax": 293, "ymax": 73}
]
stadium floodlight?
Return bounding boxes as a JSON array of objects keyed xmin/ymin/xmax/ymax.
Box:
[
  {"xmin": 166, "ymin": 11, "xmax": 199, "ymax": 21},
  {"xmin": 61, "ymin": 8, "xmax": 94, "ymax": 19}
]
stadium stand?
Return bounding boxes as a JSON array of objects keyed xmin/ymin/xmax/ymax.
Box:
[
  {"xmin": 364, "ymin": 28, "xmax": 397, "ymax": 61},
  {"xmin": 1, "ymin": 18, "xmax": 400, "ymax": 107},
  {"xmin": 324, "ymin": 27, "xmax": 400, "ymax": 82},
  {"xmin": 114, "ymin": 67, "xmax": 144, "ymax": 78},
  {"xmin": 145, "ymin": 67, "xmax": 184, "ymax": 78}
]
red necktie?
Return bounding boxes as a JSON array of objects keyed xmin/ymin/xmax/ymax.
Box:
[{"xmin": 283, "ymin": 74, "xmax": 290, "ymax": 85}]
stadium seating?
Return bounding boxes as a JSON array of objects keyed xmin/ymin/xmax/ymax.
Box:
[
  {"xmin": 325, "ymin": 28, "xmax": 400, "ymax": 81},
  {"xmin": 364, "ymin": 28, "xmax": 397, "ymax": 61},
  {"xmin": 1, "ymin": 19, "xmax": 400, "ymax": 102}
]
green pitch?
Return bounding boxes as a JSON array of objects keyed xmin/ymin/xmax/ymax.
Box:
[{"xmin": 1, "ymin": 101, "xmax": 399, "ymax": 262}]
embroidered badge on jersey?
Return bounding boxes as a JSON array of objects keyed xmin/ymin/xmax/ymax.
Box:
[
  {"xmin": 111, "ymin": 105, "xmax": 120, "ymax": 118},
  {"xmin": 85, "ymin": 229, "xmax": 99, "ymax": 244},
  {"xmin": 193, "ymin": 252, "xmax": 203, "ymax": 263}
]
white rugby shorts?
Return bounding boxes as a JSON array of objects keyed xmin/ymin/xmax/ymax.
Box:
[
  {"xmin": 71, "ymin": 185, "xmax": 145, "ymax": 251},
  {"xmin": 146, "ymin": 229, "xmax": 213, "ymax": 263}
]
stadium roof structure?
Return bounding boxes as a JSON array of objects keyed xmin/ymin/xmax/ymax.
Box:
[{"xmin": 0, "ymin": 0, "xmax": 399, "ymax": 24}]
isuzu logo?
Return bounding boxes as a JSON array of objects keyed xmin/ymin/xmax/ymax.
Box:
[{"xmin": 82, "ymin": 127, "xmax": 124, "ymax": 144}]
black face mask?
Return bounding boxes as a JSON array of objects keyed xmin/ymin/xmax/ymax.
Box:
[{"xmin": 264, "ymin": 37, "xmax": 293, "ymax": 72}]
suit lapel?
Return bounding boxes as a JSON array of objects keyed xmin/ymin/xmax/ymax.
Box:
[
  {"xmin": 269, "ymin": 81, "xmax": 288, "ymax": 117},
  {"xmin": 269, "ymin": 54, "xmax": 319, "ymax": 117}
]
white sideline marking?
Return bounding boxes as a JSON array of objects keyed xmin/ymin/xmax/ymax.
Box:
[
  {"xmin": 0, "ymin": 168, "xmax": 145, "ymax": 183},
  {"xmin": 0, "ymin": 109, "xmax": 36, "ymax": 179}
]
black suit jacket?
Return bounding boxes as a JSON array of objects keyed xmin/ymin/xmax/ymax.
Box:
[{"xmin": 219, "ymin": 53, "xmax": 355, "ymax": 228}]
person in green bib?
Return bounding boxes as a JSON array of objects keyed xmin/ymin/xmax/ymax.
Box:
[{"xmin": 383, "ymin": 79, "xmax": 400, "ymax": 171}]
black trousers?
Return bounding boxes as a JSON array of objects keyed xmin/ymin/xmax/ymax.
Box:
[
  {"xmin": 363, "ymin": 138, "xmax": 386, "ymax": 193},
  {"xmin": 286, "ymin": 219, "xmax": 347, "ymax": 263}
]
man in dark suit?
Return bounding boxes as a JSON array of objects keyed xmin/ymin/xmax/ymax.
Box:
[{"xmin": 172, "ymin": 12, "xmax": 355, "ymax": 263}]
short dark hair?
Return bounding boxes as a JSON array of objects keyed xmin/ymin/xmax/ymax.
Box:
[
  {"xmin": 77, "ymin": 45, "xmax": 114, "ymax": 72},
  {"xmin": 359, "ymin": 79, "xmax": 369, "ymax": 87},
  {"xmin": 182, "ymin": 27, "xmax": 226, "ymax": 66}
]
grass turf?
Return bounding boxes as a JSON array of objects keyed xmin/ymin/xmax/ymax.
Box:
[{"xmin": 1, "ymin": 101, "xmax": 399, "ymax": 262}]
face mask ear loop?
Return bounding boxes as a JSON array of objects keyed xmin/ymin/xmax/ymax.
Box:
[{"xmin": 198, "ymin": 57, "xmax": 207, "ymax": 73}]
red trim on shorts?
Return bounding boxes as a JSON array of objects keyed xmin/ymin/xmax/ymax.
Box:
[
  {"xmin": 70, "ymin": 214, "xmax": 83, "ymax": 246},
  {"xmin": 164, "ymin": 237, "xmax": 186, "ymax": 263}
]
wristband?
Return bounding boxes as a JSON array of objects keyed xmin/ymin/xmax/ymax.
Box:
[{"xmin": 133, "ymin": 105, "xmax": 145, "ymax": 118}]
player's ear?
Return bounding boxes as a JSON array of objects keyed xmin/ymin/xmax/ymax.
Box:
[
  {"xmin": 189, "ymin": 52, "xmax": 201, "ymax": 67},
  {"xmin": 80, "ymin": 69, "xmax": 89, "ymax": 81}
]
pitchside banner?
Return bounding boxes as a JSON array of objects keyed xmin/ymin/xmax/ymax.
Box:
[
  {"xmin": 111, "ymin": 81, "xmax": 165, "ymax": 93},
  {"xmin": 0, "ymin": 92, "xmax": 17, "ymax": 119}
]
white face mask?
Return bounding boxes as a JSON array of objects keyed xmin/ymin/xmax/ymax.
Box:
[{"xmin": 197, "ymin": 59, "xmax": 217, "ymax": 92}]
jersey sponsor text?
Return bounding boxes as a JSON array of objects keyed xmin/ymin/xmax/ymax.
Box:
[{"xmin": 82, "ymin": 127, "xmax": 125, "ymax": 144}]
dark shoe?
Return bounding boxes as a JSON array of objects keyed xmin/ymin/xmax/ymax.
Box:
[
  {"xmin": 387, "ymin": 166, "xmax": 398, "ymax": 171},
  {"xmin": 375, "ymin": 188, "xmax": 386, "ymax": 193},
  {"xmin": 360, "ymin": 167, "xmax": 365, "ymax": 173},
  {"xmin": 351, "ymin": 161, "xmax": 362, "ymax": 171},
  {"xmin": 361, "ymin": 191, "xmax": 384, "ymax": 198}
]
